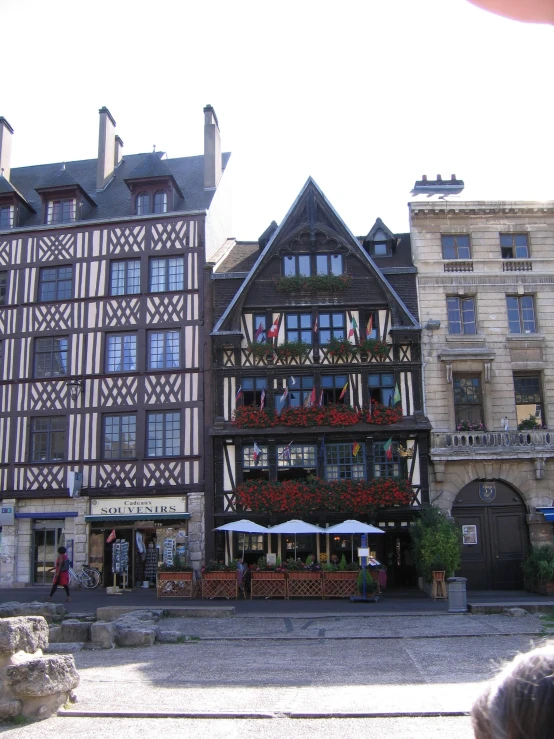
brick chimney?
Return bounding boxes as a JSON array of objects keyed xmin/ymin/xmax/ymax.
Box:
[
  {"xmin": 0, "ymin": 117, "xmax": 14, "ymax": 182},
  {"xmin": 203, "ymin": 105, "xmax": 222, "ymax": 189},
  {"xmin": 96, "ymin": 107, "xmax": 117, "ymax": 190}
]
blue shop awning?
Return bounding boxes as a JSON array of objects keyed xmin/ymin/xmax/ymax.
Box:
[
  {"xmin": 84, "ymin": 513, "xmax": 191, "ymax": 523},
  {"xmin": 537, "ymin": 507, "xmax": 554, "ymax": 522}
]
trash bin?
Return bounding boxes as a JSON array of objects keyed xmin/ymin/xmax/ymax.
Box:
[{"xmin": 447, "ymin": 576, "xmax": 467, "ymax": 613}]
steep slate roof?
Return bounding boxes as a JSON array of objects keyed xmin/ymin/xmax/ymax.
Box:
[
  {"xmin": 0, "ymin": 174, "xmax": 33, "ymax": 209},
  {"xmin": 124, "ymin": 152, "xmax": 184, "ymax": 199},
  {"xmin": 212, "ymin": 177, "xmax": 419, "ymax": 335},
  {"xmin": 35, "ymin": 164, "xmax": 97, "ymax": 205},
  {"xmin": 216, "ymin": 241, "xmax": 259, "ymax": 274},
  {"xmin": 7, "ymin": 151, "xmax": 231, "ymax": 228}
]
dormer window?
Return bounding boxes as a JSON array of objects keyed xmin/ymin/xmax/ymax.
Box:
[
  {"xmin": 134, "ymin": 188, "xmax": 169, "ymax": 216},
  {"xmin": 46, "ymin": 198, "xmax": 76, "ymax": 225},
  {"xmin": 0, "ymin": 204, "xmax": 14, "ymax": 229},
  {"xmin": 136, "ymin": 192, "xmax": 150, "ymax": 216},
  {"xmin": 124, "ymin": 152, "xmax": 182, "ymax": 217},
  {"xmin": 154, "ymin": 190, "xmax": 168, "ymax": 214},
  {"xmin": 372, "ymin": 228, "xmax": 390, "ymax": 257}
]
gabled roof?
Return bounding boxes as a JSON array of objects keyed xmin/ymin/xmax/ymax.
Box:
[
  {"xmin": 0, "ymin": 173, "xmax": 35, "ymax": 211},
  {"xmin": 365, "ymin": 217, "xmax": 396, "ymax": 242},
  {"xmin": 124, "ymin": 152, "xmax": 184, "ymax": 199},
  {"xmin": 35, "ymin": 164, "xmax": 97, "ymax": 206},
  {"xmin": 212, "ymin": 177, "xmax": 419, "ymax": 335}
]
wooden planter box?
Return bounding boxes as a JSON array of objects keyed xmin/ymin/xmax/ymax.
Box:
[
  {"xmin": 525, "ymin": 580, "xmax": 554, "ymax": 596},
  {"xmin": 201, "ymin": 571, "xmax": 238, "ymax": 600},
  {"xmin": 251, "ymin": 571, "xmax": 287, "ymax": 599},
  {"xmin": 286, "ymin": 571, "xmax": 323, "ymax": 598},
  {"xmin": 322, "ymin": 571, "xmax": 359, "ymax": 598},
  {"xmin": 156, "ymin": 571, "xmax": 195, "ymax": 599}
]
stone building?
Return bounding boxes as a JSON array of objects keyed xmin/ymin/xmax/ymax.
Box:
[
  {"xmin": 410, "ymin": 175, "xmax": 554, "ymax": 589},
  {"xmin": 0, "ymin": 106, "xmax": 231, "ymax": 587}
]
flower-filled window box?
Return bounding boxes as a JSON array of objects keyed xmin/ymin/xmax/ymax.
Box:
[
  {"xmin": 327, "ymin": 337, "xmax": 359, "ymax": 359},
  {"xmin": 456, "ymin": 420, "xmax": 485, "ymax": 432},
  {"xmin": 274, "ymin": 274, "xmax": 351, "ymax": 294},
  {"xmin": 364, "ymin": 401, "xmax": 403, "ymax": 425},
  {"xmin": 274, "ymin": 340, "xmax": 311, "ymax": 362},
  {"xmin": 233, "ymin": 402, "xmax": 402, "ymax": 429},
  {"xmin": 357, "ymin": 338, "xmax": 391, "ymax": 359},
  {"xmin": 249, "ymin": 341, "xmax": 275, "ymax": 361}
]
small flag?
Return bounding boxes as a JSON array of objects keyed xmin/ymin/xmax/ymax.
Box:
[
  {"xmin": 260, "ymin": 388, "xmax": 266, "ymax": 410},
  {"xmin": 281, "ymin": 387, "xmax": 288, "ymax": 403},
  {"xmin": 290, "ymin": 376, "xmax": 296, "ymax": 385},
  {"xmin": 366, "ymin": 313, "xmax": 373, "ymax": 337},
  {"xmin": 319, "ymin": 436, "xmax": 326, "ymax": 459},
  {"xmin": 368, "ymin": 399, "xmax": 373, "ymax": 417},
  {"xmin": 305, "ymin": 386, "xmax": 316, "ymax": 407},
  {"xmin": 267, "ymin": 318, "xmax": 279, "ymax": 338},
  {"xmin": 313, "ymin": 317, "xmax": 318, "ymax": 333},
  {"xmin": 394, "ymin": 383, "xmax": 401, "ymax": 406},
  {"xmin": 279, "ymin": 440, "xmax": 293, "ymax": 460},
  {"xmin": 253, "ymin": 442, "xmax": 262, "ymax": 465},
  {"xmin": 107, "ymin": 529, "xmax": 116, "ymax": 544},
  {"xmin": 254, "ymin": 322, "xmax": 265, "ymax": 341},
  {"xmin": 339, "ymin": 381, "xmax": 349, "ymax": 400},
  {"xmin": 352, "ymin": 441, "xmax": 361, "ymax": 457},
  {"xmin": 348, "ymin": 316, "xmax": 358, "ymax": 338},
  {"xmin": 318, "ymin": 389, "xmax": 324, "ymax": 407},
  {"xmin": 384, "ymin": 437, "xmax": 393, "ymax": 460},
  {"xmin": 235, "ymin": 385, "xmax": 243, "ymax": 403}
]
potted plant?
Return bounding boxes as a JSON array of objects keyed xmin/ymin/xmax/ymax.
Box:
[
  {"xmin": 357, "ymin": 338, "xmax": 390, "ymax": 361},
  {"xmin": 327, "ymin": 337, "xmax": 359, "ymax": 361},
  {"xmin": 518, "ymin": 414, "xmax": 542, "ymax": 431},
  {"xmin": 456, "ymin": 420, "xmax": 485, "ymax": 432},
  {"xmin": 273, "ymin": 340, "xmax": 311, "ymax": 363},
  {"xmin": 157, "ymin": 561, "xmax": 195, "ymax": 599},
  {"xmin": 322, "ymin": 560, "xmax": 360, "ymax": 598},
  {"xmin": 522, "ymin": 545, "xmax": 554, "ymax": 595},
  {"xmin": 411, "ymin": 505, "xmax": 462, "ymax": 593},
  {"xmin": 249, "ymin": 341, "xmax": 275, "ymax": 362},
  {"xmin": 251, "ymin": 556, "xmax": 287, "ymax": 599},
  {"xmin": 286, "ymin": 558, "xmax": 323, "ymax": 597},
  {"xmin": 357, "ymin": 568, "xmax": 379, "ymax": 596},
  {"xmin": 201, "ymin": 560, "xmax": 239, "ymax": 600}
]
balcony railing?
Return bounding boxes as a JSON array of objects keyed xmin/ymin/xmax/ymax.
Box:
[
  {"xmin": 432, "ymin": 429, "xmax": 554, "ymax": 454},
  {"xmin": 220, "ymin": 343, "xmax": 415, "ymax": 367},
  {"xmin": 502, "ymin": 260, "xmax": 532, "ymax": 272},
  {"xmin": 443, "ymin": 260, "xmax": 473, "ymax": 272}
]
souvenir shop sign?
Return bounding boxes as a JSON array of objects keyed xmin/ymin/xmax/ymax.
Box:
[{"xmin": 89, "ymin": 496, "xmax": 188, "ymax": 518}]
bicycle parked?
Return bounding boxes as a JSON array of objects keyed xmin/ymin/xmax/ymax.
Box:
[{"xmin": 68, "ymin": 564, "xmax": 102, "ymax": 589}]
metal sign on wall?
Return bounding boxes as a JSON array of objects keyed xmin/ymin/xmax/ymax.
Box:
[
  {"xmin": 0, "ymin": 505, "xmax": 15, "ymax": 526},
  {"xmin": 90, "ymin": 496, "xmax": 187, "ymax": 517},
  {"xmin": 479, "ymin": 482, "xmax": 496, "ymax": 503}
]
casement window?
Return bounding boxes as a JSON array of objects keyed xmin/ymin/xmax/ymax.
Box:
[
  {"xmin": 325, "ymin": 442, "xmax": 365, "ymax": 481},
  {"xmin": 514, "ymin": 374, "xmax": 543, "ymax": 428},
  {"xmin": 373, "ymin": 441, "xmax": 400, "ymax": 478},
  {"xmin": 368, "ymin": 373, "xmax": 395, "ymax": 406},
  {"xmin": 241, "ymin": 377, "xmax": 267, "ymax": 407},
  {"xmin": 149, "ymin": 256, "xmax": 184, "ymax": 292},
  {"xmin": 447, "ymin": 296, "xmax": 476, "ymax": 335},
  {"xmin": 30, "ymin": 416, "xmax": 66, "ymax": 462},
  {"xmin": 441, "ymin": 235, "xmax": 471, "ymax": 260},
  {"xmin": 0, "ymin": 204, "xmax": 14, "ymax": 229},
  {"xmin": 135, "ymin": 190, "xmax": 168, "ymax": 216},
  {"xmin": 147, "ymin": 411, "xmax": 180, "ymax": 457},
  {"xmin": 319, "ymin": 312, "xmax": 346, "ymax": 344},
  {"xmin": 106, "ymin": 333, "xmax": 137, "ymax": 372},
  {"xmin": 34, "ymin": 337, "xmax": 68, "ymax": 378},
  {"xmin": 0, "ymin": 271, "xmax": 7, "ymax": 305},
  {"xmin": 135, "ymin": 192, "xmax": 150, "ymax": 216},
  {"xmin": 237, "ymin": 534, "xmax": 265, "ymax": 552},
  {"xmin": 501, "ymin": 233, "xmax": 529, "ymax": 259},
  {"xmin": 275, "ymin": 376, "xmax": 314, "ymax": 409},
  {"xmin": 242, "ymin": 444, "xmax": 269, "ymax": 468},
  {"xmin": 103, "ymin": 414, "xmax": 137, "ymax": 459},
  {"xmin": 285, "ymin": 313, "xmax": 312, "ymax": 344},
  {"xmin": 370, "ymin": 229, "xmax": 390, "ymax": 257},
  {"xmin": 283, "ymin": 254, "xmax": 310, "ymax": 277},
  {"xmin": 110, "ymin": 260, "xmax": 141, "ymax": 296},
  {"xmin": 148, "ymin": 330, "xmax": 180, "ymax": 370},
  {"xmin": 321, "ymin": 374, "xmax": 348, "ymax": 404},
  {"xmin": 316, "ymin": 254, "xmax": 343, "ymax": 275},
  {"xmin": 46, "ymin": 198, "xmax": 75, "ymax": 224},
  {"xmin": 453, "ymin": 375, "xmax": 483, "ymax": 428},
  {"xmin": 506, "ymin": 295, "xmax": 536, "ymax": 334},
  {"xmin": 153, "ymin": 191, "xmax": 168, "ymax": 214},
  {"xmin": 252, "ymin": 314, "xmax": 266, "ymax": 343},
  {"xmin": 277, "ymin": 444, "xmax": 316, "ymax": 468},
  {"xmin": 38, "ymin": 266, "xmax": 73, "ymax": 302}
]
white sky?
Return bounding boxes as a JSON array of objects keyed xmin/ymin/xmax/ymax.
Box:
[{"xmin": 1, "ymin": 0, "xmax": 552, "ymax": 239}]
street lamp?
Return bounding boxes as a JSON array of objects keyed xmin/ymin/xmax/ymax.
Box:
[{"xmin": 66, "ymin": 379, "xmax": 84, "ymax": 401}]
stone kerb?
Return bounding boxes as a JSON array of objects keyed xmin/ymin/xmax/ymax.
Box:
[{"xmin": 0, "ymin": 615, "xmax": 79, "ymax": 721}]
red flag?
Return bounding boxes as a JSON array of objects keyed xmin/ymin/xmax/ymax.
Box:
[
  {"xmin": 253, "ymin": 442, "xmax": 262, "ymax": 465},
  {"xmin": 107, "ymin": 530, "xmax": 116, "ymax": 543},
  {"xmin": 384, "ymin": 438, "xmax": 393, "ymax": 460},
  {"xmin": 313, "ymin": 317, "xmax": 318, "ymax": 333},
  {"xmin": 267, "ymin": 319, "xmax": 279, "ymax": 338},
  {"xmin": 254, "ymin": 322, "xmax": 265, "ymax": 341},
  {"xmin": 260, "ymin": 388, "xmax": 266, "ymax": 410},
  {"xmin": 339, "ymin": 381, "xmax": 349, "ymax": 400},
  {"xmin": 366, "ymin": 313, "xmax": 373, "ymax": 337}
]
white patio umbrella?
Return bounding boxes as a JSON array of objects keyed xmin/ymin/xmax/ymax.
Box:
[
  {"xmin": 268, "ymin": 519, "xmax": 325, "ymax": 560},
  {"xmin": 325, "ymin": 519, "xmax": 385, "ymax": 561},
  {"xmin": 214, "ymin": 519, "xmax": 269, "ymax": 559}
]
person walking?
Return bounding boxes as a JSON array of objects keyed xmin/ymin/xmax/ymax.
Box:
[{"xmin": 46, "ymin": 546, "xmax": 71, "ymax": 602}]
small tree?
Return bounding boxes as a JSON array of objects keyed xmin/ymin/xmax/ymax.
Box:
[{"xmin": 411, "ymin": 505, "xmax": 462, "ymax": 583}]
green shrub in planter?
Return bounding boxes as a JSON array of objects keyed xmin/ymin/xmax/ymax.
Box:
[
  {"xmin": 357, "ymin": 569, "xmax": 378, "ymax": 594},
  {"xmin": 411, "ymin": 505, "xmax": 462, "ymax": 583},
  {"xmin": 522, "ymin": 545, "xmax": 554, "ymax": 587},
  {"xmin": 338, "ymin": 554, "xmax": 347, "ymax": 571}
]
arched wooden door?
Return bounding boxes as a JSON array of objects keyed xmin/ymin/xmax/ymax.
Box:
[{"xmin": 451, "ymin": 480, "xmax": 528, "ymax": 590}]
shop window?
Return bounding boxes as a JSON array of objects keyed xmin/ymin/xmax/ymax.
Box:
[
  {"xmin": 441, "ymin": 235, "xmax": 471, "ymax": 260},
  {"xmin": 285, "ymin": 313, "xmax": 312, "ymax": 344},
  {"xmin": 368, "ymin": 373, "xmax": 394, "ymax": 406},
  {"xmin": 283, "ymin": 254, "xmax": 310, "ymax": 277},
  {"xmin": 149, "ymin": 256, "xmax": 184, "ymax": 292},
  {"xmin": 275, "ymin": 376, "xmax": 314, "ymax": 410},
  {"xmin": 147, "ymin": 411, "xmax": 181, "ymax": 457},
  {"xmin": 30, "ymin": 416, "xmax": 66, "ymax": 462},
  {"xmin": 316, "ymin": 254, "xmax": 343, "ymax": 275},
  {"xmin": 110, "ymin": 259, "xmax": 141, "ymax": 296},
  {"xmin": 373, "ymin": 441, "xmax": 400, "ymax": 478},
  {"xmin": 507, "ymin": 295, "xmax": 536, "ymax": 333},
  {"xmin": 501, "ymin": 233, "xmax": 529, "ymax": 259},
  {"xmin": 106, "ymin": 333, "xmax": 137, "ymax": 372},
  {"xmin": 514, "ymin": 374, "xmax": 544, "ymax": 428},
  {"xmin": 319, "ymin": 312, "xmax": 345, "ymax": 344},
  {"xmin": 148, "ymin": 330, "xmax": 180, "ymax": 370},
  {"xmin": 38, "ymin": 266, "xmax": 73, "ymax": 302},
  {"xmin": 453, "ymin": 375, "xmax": 483, "ymax": 429},
  {"xmin": 241, "ymin": 377, "xmax": 267, "ymax": 407},
  {"xmin": 0, "ymin": 271, "xmax": 8, "ymax": 305},
  {"xmin": 103, "ymin": 414, "xmax": 137, "ymax": 459},
  {"xmin": 46, "ymin": 198, "xmax": 76, "ymax": 224},
  {"xmin": 325, "ymin": 442, "xmax": 365, "ymax": 481},
  {"xmin": 34, "ymin": 336, "xmax": 68, "ymax": 378},
  {"xmin": 237, "ymin": 534, "xmax": 265, "ymax": 553},
  {"xmin": 447, "ymin": 296, "xmax": 476, "ymax": 335},
  {"xmin": 322, "ymin": 374, "xmax": 348, "ymax": 404}
]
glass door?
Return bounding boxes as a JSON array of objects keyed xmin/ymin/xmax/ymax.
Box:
[{"xmin": 33, "ymin": 521, "xmax": 64, "ymax": 584}]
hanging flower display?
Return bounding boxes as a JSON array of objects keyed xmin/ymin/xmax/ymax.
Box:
[{"xmin": 233, "ymin": 402, "xmax": 402, "ymax": 429}]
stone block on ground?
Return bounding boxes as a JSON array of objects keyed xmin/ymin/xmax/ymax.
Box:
[
  {"xmin": 6, "ymin": 654, "xmax": 79, "ymax": 697},
  {"xmin": 48, "ymin": 625, "xmax": 62, "ymax": 644},
  {"xmin": 156, "ymin": 630, "xmax": 182, "ymax": 643},
  {"xmin": 0, "ymin": 616, "xmax": 49, "ymax": 657},
  {"xmin": 0, "ymin": 601, "xmax": 65, "ymax": 620},
  {"xmin": 90, "ymin": 621, "xmax": 115, "ymax": 649},
  {"xmin": 118, "ymin": 609, "xmax": 163, "ymax": 623},
  {"xmin": 44, "ymin": 642, "xmax": 85, "ymax": 654},
  {"xmin": 114, "ymin": 626, "xmax": 156, "ymax": 648},
  {"xmin": 61, "ymin": 619, "xmax": 91, "ymax": 642},
  {"xmin": 0, "ymin": 700, "xmax": 21, "ymax": 720},
  {"xmin": 504, "ymin": 607, "xmax": 528, "ymax": 617}
]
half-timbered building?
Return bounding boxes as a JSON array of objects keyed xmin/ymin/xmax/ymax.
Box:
[
  {"xmin": 207, "ymin": 179, "xmax": 431, "ymax": 586},
  {"xmin": 0, "ymin": 106, "xmax": 231, "ymax": 586}
]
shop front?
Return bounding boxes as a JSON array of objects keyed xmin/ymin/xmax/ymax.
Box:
[{"xmin": 84, "ymin": 495, "xmax": 191, "ymax": 590}]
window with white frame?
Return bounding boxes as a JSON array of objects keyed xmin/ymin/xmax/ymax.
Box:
[
  {"xmin": 148, "ymin": 330, "xmax": 180, "ymax": 370},
  {"xmin": 373, "ymin": 441, "xmax": 400, "ymax": 478},
  {"xmin": 277, "ymin": 444, "xmax": 316, "ymax": 468},
  {"xmin": 110, "ymin": 260, "xmax": 141, "ymax": 296},
  {"xmin": 153, "ymin": 191, "xmax": 168, "ymax": 213},
  {"xmin": 501, "ymin": 233, "xmax": 529, "ymax": 259},
  {"xmin": 447, "ymin": 296, "xmax": 476, "ymax": 335},
  {"xmin": 149, "ymin": 256, "xmax": 184, "ymax": 292},
  {"xmin": 46, "ymin": 198, "xmax": 76, "ymax": 224},
  {"xmin": 106, "ymin": 333, "xmax": 137, "ymax": 372},
  {"xmin": 325, "ymin": 443, "xmax": 365, "ymax": 480},
  {"xmin": 441, "ymin": 235, "xmax": 471, "ymax": 260},
  {"xmin": 507, "ymin": 295, "xmax": 536, "ymax": 334},
  {"xmin": 0, "ymin": 204, "xmax": 14, "ymax": 229},
  {"xmin": 242, "ymin": 445, "xmax": 268, "ymax": 468}
]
